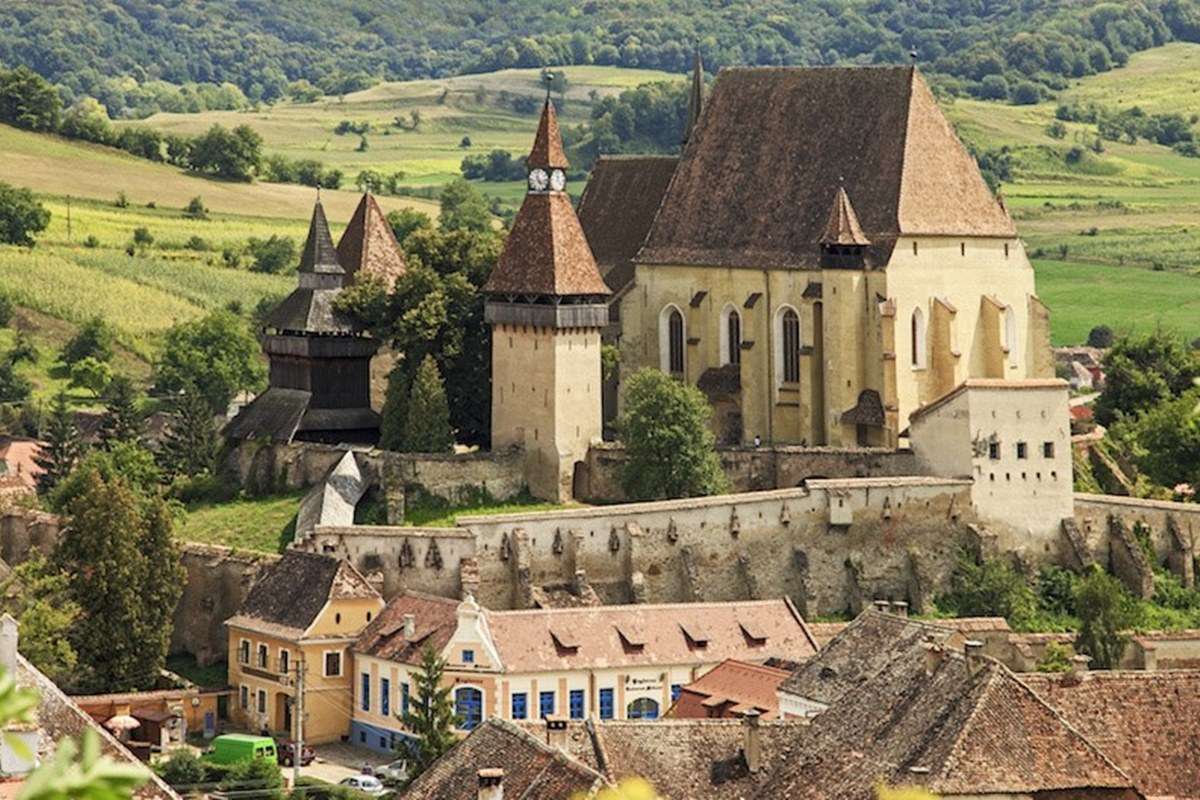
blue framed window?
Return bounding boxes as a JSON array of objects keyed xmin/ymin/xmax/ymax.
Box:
[
  {"xmin": 381, "ymin": 678, "xmax": 390, "ymax": 717},
  {"xmin": 462, "ymin": 649, "xmax": 475, "ymax": 664},
  {"xmin": 361, "ymin": 673, "xmax": 371, "ymax": 712},
  {"xmin": 539, "ymin": 691, "xmax": 555, "ymax": 718},
  {"xmin": 455, "ymin": 687, "xmax": 483, "ymax": 731},
  {"xmin": 511, "ymin": 692, "xmax": 528, "ymax": 720},
  {"xmin": 569, "ymin": 689, "xmax": 584, "ymax": 720},
  {"xmin": 599, "ymin": 688, "xmax": 614, "ymax": 720},
  {"xmin": 379, "ymin": 735, "xmax": 387, "ymax": 748},
  {"xmin": 628, "ymin": 697, "xmax": 659, "ymax": 720},
  {"xmin": 401, "ymin": 682, "xmax": 410, "ymax": 717},
  {"xmin": 670, "ymin": 684, "xmax": 682, "ymax": 702}
]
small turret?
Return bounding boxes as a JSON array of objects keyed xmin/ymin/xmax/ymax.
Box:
[
  {"xmin": 683, "ymin": 49, "xmax": 705, "ymax": 145},
  {"xmin": 819, "ymin": 185, "xmax": 870, "ymax": 269}
]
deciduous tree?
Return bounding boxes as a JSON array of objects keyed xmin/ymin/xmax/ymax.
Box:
[
  {"xmin": 0, "ymin": 181, "xmax": 50, "ymax": 247},
  {"xmin": 0, "ymin": 554, "xmax": 80, "ymax": 686},
  {"xmin": 153, "ymin": 310, "xmax": 264, "ymax": 414},
  {"xmin": 1074, "ymin": 568, "xmax": 1136, "ymax": 669}
]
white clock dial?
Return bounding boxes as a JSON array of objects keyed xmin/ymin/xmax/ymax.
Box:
[
  {"xmin": 549, "ymin": 168, "xmax": 567, "ymax": 191},
  {"xmin": 528, "ymin": 168, "xmax": 549, "ymax": 191}
]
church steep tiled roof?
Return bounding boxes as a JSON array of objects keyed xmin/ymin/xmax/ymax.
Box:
[
  {"xmin": 638, "ymin": 67, "xmax": 1015, "ymax": 270},
  {"xmin": 820, "ymin": 186, "xmax": 870, "ymax": 246},
  {"xmin": 527, "ymin": 99, "xmax": 569, "ymax": 170},
  {"xmin": 336, "ymin": 193, "xmax": 407, "ymax": 291}
]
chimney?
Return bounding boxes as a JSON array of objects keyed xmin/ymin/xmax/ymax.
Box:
[
  {"xmin": 964, "ymin": 639, "xmax": 984, "ymax": 679},
  {"xmin": 0, "ymin": 614, "xmax": 17, "ymax": 675},
  {"xmin": 1071, "ymin": 653, "xmax": 1091, "ymax": 676},
  {"xmin": 871, "ymin": 599, "xmax": 890, "ymax": 613},
  {"xmin": 477, "ymin": 768, "xmax": 504, "ymax": 800},
  {"xmin": 742, "ymin": 709, "xmax": 762, "ymax": 774},
  {"xmin": 402, "ymin": 614, "xmax": 416, "ymax": 638},
  {"xmin": 922, "ymin": 638, "xmax": 944, "ymax": 677},
  {"xmin": 890, "ymin": 601, "xmax": 909, "ymax": 618},
  {"xmin": 544, "ymin": 715, "xmax": 568, "ymax": 751}
]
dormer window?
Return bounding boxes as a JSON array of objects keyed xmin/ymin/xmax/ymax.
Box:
[
  {"xmin": 617, "ymin": 624, "xmax": 646, "ymax": 652},
  {"xmin": 739, "ymin": 622, "xmax": 768, "ymax": 646},
  {"xmin": 680, "ymin": 621, "xmax": 709, "ymax": 649},
  {"xmin": 551, "ymin": 627, "xmax": 580, "ymax": 653}
]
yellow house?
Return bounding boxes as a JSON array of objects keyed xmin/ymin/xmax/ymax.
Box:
[
  {"xmin": 225, "ymin": 550, "xmax": 383, "ymax": 744},
  {"xmin": 578, "ymin": 65, "xmax": 1054, "ymax": 450},
  {"xmin": 349, "ymin": 591, "xmax": 817, "ymax": 753}
]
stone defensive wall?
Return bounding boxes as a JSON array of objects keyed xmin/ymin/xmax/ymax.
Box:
[
  {"xmin": 1071, "ymin": 493, "xmax": 1200, "ymax": 594},
  {"xmin": 299, "ymin": 476, "xmax": 983, "ymax": 619},
  {"xmin": 172, "ymin": 544, "xmax": 277, "ymax": 666}
]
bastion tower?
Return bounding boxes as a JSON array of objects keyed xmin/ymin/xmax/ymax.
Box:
[{"xmin": 484, "ymin": 99, "xmax": 611, "ymax": 502}]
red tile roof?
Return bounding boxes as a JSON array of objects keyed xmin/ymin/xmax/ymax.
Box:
[
  {"xmin": 353, "ymin": 591, "xmax": 459, "ymax": 666},
  {"xmin": 336, "ymin": 193, "xmax": 407, "ymax": 291},
  {"xmin": 820, "ymin": 186, "xmax": 870, "ymax": 246},
  {"xmin": 671, "ymin": 659, "xmax": 791, "ymax": 720},
  {"xmin": 527, "ymin": 100, "xmax": 569, "ymax": 170}
]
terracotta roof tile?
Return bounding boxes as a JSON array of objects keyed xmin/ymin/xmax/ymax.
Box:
[
  {"xmin": 354, "ymin": 590, "xmax": 459, "ymax": 665},
  {"xmin": 672, "ymin": 659, "xmax": 791, "ymax": 719},
  {"xmin": 1021, "ymin": 670, "xmax": 1200, "ymax": 799},
  {"xmin": 483, "ymin": 192, "xmax": 610, "ymax": 297},
  {"xmin": 336, "ymin": 194, "xmax": 407, "ymax": 291},
  {"xmin": 820, "ymin": 186, "xmax": 870, "ymax": 245},
  {"xmin": 577, "ymin": 155, "xmax": 678, "ymax": 294},
  {"xmin": 638, "ymin": 67, "xmax": 1014, "ymax": 270},
  {"xmin": 402, "ymin": 719, "xmax": 603, "ymax": 800},
  {"xmin": 527, "ymin": 100, "xmax": 569, "ymax": 170}
]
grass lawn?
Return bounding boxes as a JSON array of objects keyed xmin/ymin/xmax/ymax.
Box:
[
  {"xmin": 174, "ymin": 492, "xmax": 304, "ymax": 553},
  {"xmin": 1033, "ymin": 259, "xmax": 1200, "ymax": 345},
  {"xmin": 166, "ymin": 654, "xmax": 228, "ymax": 689}
]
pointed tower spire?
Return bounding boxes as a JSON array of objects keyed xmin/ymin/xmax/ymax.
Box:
[
  {"xmin": 820, "ymin": 185, "xmax": 870, "ymax": 246},
  {"xmin": 683, "ymin": 49, "xmax": 705, "ymax": 145},
  {"xmin": 298, "ymin": 201, "xmax": 344, "ymax": 276},
  {"xmin": 528, "ymin": 99, "xmax": 569, "ymax": 170},
  {"xmin": 337, "ymin": 193, "xmax": 407, "ymax": 291}
]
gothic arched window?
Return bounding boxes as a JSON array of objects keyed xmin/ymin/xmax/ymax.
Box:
[
  {"xmin": 659, "ymin": 305, "xmax": 685, "ymax": 375},
  {"xmin": 1003, "ymin": 305, "xmax": 1018, "ymax": 356},
  {"xmin": 777, "ymin": 307, "xmax": 801, "ymax": 384},
  {"xmin": 720, "ymin": 304, "xmax": 741, "ymax": 366},
  {"xmin": 911, "ymin": 307, "xmax": 927, "ymax": 369}
]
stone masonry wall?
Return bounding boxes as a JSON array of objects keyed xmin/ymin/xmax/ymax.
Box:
[
  {"xmin": 1074, "ymin": 493, "xmax": 1200, "ymax": 591},
  {"xmin": 172, "ymin": 544, "xmax": 277, "ymax": 666},
  {"xmin": 581, "ymin": 442, "xmax": 922, "ymax": 503}
]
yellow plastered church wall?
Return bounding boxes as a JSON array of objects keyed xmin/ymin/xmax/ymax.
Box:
[{"xmin": 886, "ymin": 236, "xmax": 1039, "ymax": 429}]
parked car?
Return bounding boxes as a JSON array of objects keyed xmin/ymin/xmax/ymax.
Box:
[
  {"xmin": 338, "ymin": 775, "xmax": 387, "ymax": 796},
  {"xmin": 203, "ymin": 734, "xmax": 277, "ymax": 765},
  {"xmin": 276, "ymin": 740, "xmax": 315, "ymax": 767},
  {"xmin": 374, "ymin": 758, "xmax": 409, "ymax": 784}
]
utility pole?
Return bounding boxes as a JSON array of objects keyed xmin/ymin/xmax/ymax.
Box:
[
  {"xmin": 293, "ymin": 654, "xmax": 306, "ymax": 793},
  {"xmin": 66, "ymin": 196, "xmax": 71, "ymax": 242}
]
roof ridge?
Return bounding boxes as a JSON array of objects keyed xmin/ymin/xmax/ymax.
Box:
[{"xmin": 487, "ymin": 598, "xmax": 788, "ymax": 617}]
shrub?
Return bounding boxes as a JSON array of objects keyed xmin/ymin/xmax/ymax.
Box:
[
  {"xmin": 1074, "ymin": 568, "xmax": 1137, "ymax": 669},
  {"xmin": 132, "ymin": 227, "xmax": 154, "ymax": 249},
  {"xmin": 0, "ymin": 294, "xmax": 13, "ymax": 327},
  {"xmin": 184, "ymin": 196, "xmax": 208, "ymax": 219},
  {"xmin": 1035, "ymin": 641, "xmax": 1074, "ymax": 673},
  {"xmin": 246, "ymin": 234, "xmax": 296, "ymax": 274},
  {"xmin": 1086, "ymin": 325, "xmax": 1114, "ymax": 348},
  {"xmin": 185, "ymin": 235, "xmax": 210, "ymax": 252},
  {"xmin": 83, "ymin": 234, "xmax": 100, "ymax": 248},
  {"xmin": 62, "ymin": 316, "xmax": 115, "ymax": 365},
  {"xmin": 936, "ymin": 552, "xmax": 1040, "ymax": 631},
  {"xmin": 158, "ymin": 749, "xmax": 205, "ymax": 788},
  {"xmin": 0, "ymin": 182, "xmax": 51, "ymax": 247},
  {"xmin": 114, "ymin": 192, "xmax": 129, "ymax": 208}
]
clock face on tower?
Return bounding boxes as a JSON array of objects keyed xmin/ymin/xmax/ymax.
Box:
[
  {"xmin": 528, "ymin": 168, "xmax": 549, "ymax": 192},
  {"xmin": 549, "ymin": 168, "xmax": 567, "ymax": 192}
]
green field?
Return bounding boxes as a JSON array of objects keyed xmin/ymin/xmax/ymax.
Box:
[{"xmin": 174, "ymin": 492, "xmax": 304, "ymax": 553}]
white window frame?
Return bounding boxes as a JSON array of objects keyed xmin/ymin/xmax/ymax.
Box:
[
  {"xmin": 256, "ymin": 688, "xmax": 267, "ymax": 715},
  {"xmin": 257, "ymin": 643, "xmax": 269, "ymax": 669},
  {"xmin": 323, "ymin": 649, "xmax": 343, "ymax": 678},
  {"xmin": 774, "ymin": 304, "xmax": 802, "ymax": 386},
  {"xmin": 658, "ymin": 304, "xmax": 686, "ymax": 375},
  {"xmin": 239, "ymin": 684, "xmax": 249, "ymax": 710},
  {"xmin": 278, "ymin": 648, "xmax": 290, "ymax": 675},
  {"xmin": 911, "ymin": 306, "xmax": 928, "ymax": 370},
  {"xmin": 719, "ymin": 303, "xmax": 741, "ymax": 366},
  {"xmin": 237, "ymin": 638, "xmax": 250, "ymax": 665}
]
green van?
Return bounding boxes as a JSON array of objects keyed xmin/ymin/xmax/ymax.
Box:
[{"xmin": 204, "ymin": 734, "xmax": 277, "ymax": 765}]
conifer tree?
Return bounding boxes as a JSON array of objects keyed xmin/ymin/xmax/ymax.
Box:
[
  {"xmin": 159, "ymin": 389, "xmax": 217, "ymax": 478},
  {"xmin": 33, "ymin": 391, "xmax": 83, "ymax": 494},
  {"xmin": 401, "ymin": 355, "xmax": 453, "ymax": 453},
  {"xmin": 98, "ymin": 374, "xmax": 142, "ymax": 447},
  {"xmin": 131, "ymin": 498, "xmax": 184, "ymax": 688},
  {"xmin": 378, "ymin": 366, "xmax": 409, "ymax": 452},
  {"xmin": 401, "ymin": 644, "xmax": 459, "ymax": 775}
]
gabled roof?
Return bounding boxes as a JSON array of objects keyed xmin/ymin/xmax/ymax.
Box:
[
  {"xmin": 907, "ymin": 378, "xmax": 1069, "ymax": 425},
  {"xmin": 227, "ymin": 551, "xmax": 379, "ymax": 639},
  {"xmin": 527, "ymin": 99, "xmax": 569, "ymax": 170},
  {"xmin": 222, "ymin": 388, "xmax": 311, "ymax": 443},
  {"xmin": 577, "ymin": 155, "xmax": 678, "ymax": 295},
  {"xmin": 354, "ymin": 590, "xmax": 460, "ymax": 665},
  {"xmin": 483, "ymin": 598, "xmax": 816, "ymax": 673},
  {"xmin": 298, "ymin": 201, "xmax": 344, "ymax": 276},
  {"xmin": 674, "ymin": 659, "xmax": 791, "ymax": 719},
  {"xmin": 1021, "ymin": 669, "xmax": 1200, "ymax": 799},
  {"xmin": 336, "ymin": 193, "xmax": 407, "ymax": 291},
  {"xmin": 764, "ymin": 650, "xmax": 1134, "ymax": 799},
  {"xmin": 820, "ymin": 186, "xmax": 870, "ymax": 246},
  {"xmin": 482, "ymin": 192, "xmax": 610, "ymax": 297},
  {"xmin": 638, "ymin": 67, "xmax": 1015, "ymax": 270},
  {"xmin": 778, "ymin": 609, "xmax": 961, "ymax": 706},
  {"xmin": 402, "ymin": 719, "xmax": 604, "ymax": 800}
]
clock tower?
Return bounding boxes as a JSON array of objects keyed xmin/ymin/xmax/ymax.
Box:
[{"xmin": 484, "ymin": 99, "xmax": 610, "ymax": 502}]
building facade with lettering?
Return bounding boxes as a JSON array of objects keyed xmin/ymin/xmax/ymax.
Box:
[{"xmin": 348, "ymin": 592, "xmax": 816, "ymax": 752}]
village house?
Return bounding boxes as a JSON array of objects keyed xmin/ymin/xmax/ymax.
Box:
[
  {"xmin": 578, "ymin": 63, "xmax": 1054, "ymax": 450},
  {"xmin": 225, "ymin": 551, "xmax": 383, "ymax": 744},
  {"xmin": 349, "ymin": 591, "xmax": 816, "ymax": 752}
]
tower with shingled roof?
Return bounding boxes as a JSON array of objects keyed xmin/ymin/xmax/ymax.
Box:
[
  {"xmin": 484, "ymin": 99, "xmax": 610, "ymax": 502},
  {"xmin": 225, "ymin": 200, "xmax": 383, "ymax": 445}
]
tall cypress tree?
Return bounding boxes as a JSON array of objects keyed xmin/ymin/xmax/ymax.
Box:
[
  {"xmin": 401, "ymin": 644, "xmax": 459, "ymax": 774},
  {"xmin": 33, "ymin": 391, "xmax": 83, "ymax": 494},
  {"xmin": 98, "ymin": 374, "xmax": 142, "ymax": 447},
  {"xmin": 378, "ymin": 365, "xmax": 409, "ymax": 452},
  {"xmin": 401, "ymin": 355, "xmax": 453, "ymax": 453},
  {"xmin": 133, "ymin": 497, "xmax": 184, "ymax": 688}
]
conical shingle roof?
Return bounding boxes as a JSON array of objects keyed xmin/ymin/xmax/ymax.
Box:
[
  {"xmin": 483, "ymin": 193, "xmax": 610, "ymax": 297},
  {"xmin": 527, "ymin": 99, "xmax": 570, "ymax": 170},
  {"xmin": 820, "ymin": 186, "xmax": 870, "ymax": 246},
  {"xmin": 299, "ymin": 201, "xmax": 344, "ymax": 275},
  {"xmin": 337, "ymin": 193, "xmax": 407, "ymax": 291}
]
